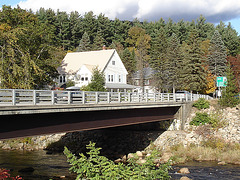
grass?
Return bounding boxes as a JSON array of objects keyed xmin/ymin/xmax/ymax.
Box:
[{"xmin": 169, "ymin": 139, "xmax": 240, "ymax": 165}]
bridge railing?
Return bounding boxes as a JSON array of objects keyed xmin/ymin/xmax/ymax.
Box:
[{"xmin": 0, "ymin": 89, "xmax": 212, "ymax": 106}]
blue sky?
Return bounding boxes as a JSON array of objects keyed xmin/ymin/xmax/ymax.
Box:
[{"xmin": 1, "ymin": 0, "xmax": 240, "ymax": 35}]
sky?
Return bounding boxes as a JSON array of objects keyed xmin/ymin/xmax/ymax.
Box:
[{"xmin": 1, "ymin": 0, "xmax": 240, "ymax": 34}]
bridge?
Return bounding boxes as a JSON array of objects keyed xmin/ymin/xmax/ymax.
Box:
[{"xmin": 0, "ymin": 89, "xmax": 211, "ymax": 140}]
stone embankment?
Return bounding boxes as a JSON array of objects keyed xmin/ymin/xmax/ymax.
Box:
[{"xmin": 152, "ymin": 102, "xmax": 240, "ymax": 150}]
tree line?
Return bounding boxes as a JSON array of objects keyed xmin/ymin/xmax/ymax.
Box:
[{"xmin": 0, "ymin": 5, "xmax": 239, "ymax": 94}]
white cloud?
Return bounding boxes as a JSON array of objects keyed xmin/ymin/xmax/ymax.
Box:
[{"xmin": 16, "ymin": 0, "xmax": 240, "ymax": 22}]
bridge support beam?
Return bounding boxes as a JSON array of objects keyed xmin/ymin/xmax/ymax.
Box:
[{"xmin": 0, "ymin": 106, "xmax": 180, "ymax": 140}]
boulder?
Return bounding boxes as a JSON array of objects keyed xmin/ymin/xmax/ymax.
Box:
[
  {"xmin": 178, "ymin": 167, "xmax": 190, "ymax": 174},
  {"xmin": 180, "ymin": 176, "xmax": 192, "ymax": 180},
  {"xmin": 136, "ymin": 151, "xmax": 143, "ymax": 157},
  {"xmin": 127, "ymin": 153, "xmax": 134, "ymax": 159},
  {"xmin": 218, "ymin": 161, "xmax": 226, "ymax": 165},
  {"xmin": 160, "ymin": 152, "xmax": 172, "ymax": 163}
]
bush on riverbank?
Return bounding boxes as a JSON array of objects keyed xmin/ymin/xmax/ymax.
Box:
[
  {"xmin": 193, "ymin": 98, "xmax": 210, "ymax": 110},
  {"xmin": 64, "ymin": 142, "xmax": 171, "ymax": 180}
]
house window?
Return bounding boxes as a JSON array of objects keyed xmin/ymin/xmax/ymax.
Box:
[
  {"xmin": 108, "ymin": 75, "xmax": 114, "ymax": 82},
  {"xmin": 59, "ymin": 75, "xmax": 66, "ymax": 83},
  {"xmin": 81, "ymin": 77, "xmax": 84, "ymax": 81},
  {"xmin": 63, "ymin": 76, "xmax": 66, "ymax": 83},
  {"xmin": 119, "ymin": 75, "xmax": 121, "ymax": 82},
  {"xmin": 112, "ymin": 61, "xmax": 115, "ymax": 65},
  {"xmin": 85, "ymin": 77, "xmax": 88, "ymax": 81}
]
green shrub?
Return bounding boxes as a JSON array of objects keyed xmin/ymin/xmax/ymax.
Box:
[
  {"xmin": 208, "ymin": 112, "xmax": 227, "ymax": 129},
  {"xmin": 190, "ymin": 112, "xmax": 210, "ymax": 126},
  {"xmin": 193, "ymin": 98, "xmax": 210, "ymax": 110},
  {"xmin": 64, "ymin": 142, "xmax": 171, "ymax": 180}
]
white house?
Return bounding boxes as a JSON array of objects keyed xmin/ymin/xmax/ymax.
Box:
[{"xmin": 57, "ymin": 49, "xmax": 136, "ymax": 91}]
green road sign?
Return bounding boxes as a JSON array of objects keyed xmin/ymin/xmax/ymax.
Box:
[{"xmin": 216, "ymin": 76, "xmax": 227, "ymax": 87}]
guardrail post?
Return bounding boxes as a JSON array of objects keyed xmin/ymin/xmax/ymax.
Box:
[
  {"xmin": 167, "ymin": 93, "xmax": 170, "ymax": 102},
  {"xmin": 173, "ymin": 93, "xmax": 176, "ymax": 101},
  {"xmin": 95, "ymin": 92, "xmax": 98, "ymax": 104},
  {"xmin": 107, "ymin": 92, "xmax": 110, "ymax": 103},
  {"xmin": 33, "ymin": 90, "xmax": 36, "ymax": 105},
  {"xmin": 161, "ymin": 93, "xmax": 163, "ymax": 102},
  {"xmin": 118, "ymin": 92, "xmax": 121, "ymax": 103},
  {"xmin": 82, "ymin": 91, "xmax": 85, "ymax": 104},
  {"xmin": 12, "ymin": 89, "xmax": 16, "ymax": 105},
  {"xmin": 190, "ymin": 93, "xmax": 193, "ymax": 101},
  {"xmin": 68, "ymin": 91, "xmax": 71, "ymax": 104},
  {"xmin": 154, "ymin": 93, "xmax": 156, "ymax": 102},
  {"xmin": 51, "ymin": 91, "xmax": 55, "ymax": 105},
  {"xmin": 128, "ymin": 92, "xmax": 131, "ymax": 102},
  {"xmin": 146, "ymin": 93, "xmax": 148, "ymax": 102}
]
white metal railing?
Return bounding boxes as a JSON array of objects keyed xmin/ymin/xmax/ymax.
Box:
[{"xmin": 0, "ymin": 89, "xmax": 212, "ymax": 106}]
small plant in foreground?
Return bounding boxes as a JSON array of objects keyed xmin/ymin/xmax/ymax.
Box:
[
  {"xmin": 193, "ymin": 98, "xmax": 210, "ymax": 110},
  {"xmin": 190, "ymin": 112, "xmax": 210, "ymax": 126},
  {"xmin": 64, "ymin": 141, "xmax": 171, "ymax": 180}
]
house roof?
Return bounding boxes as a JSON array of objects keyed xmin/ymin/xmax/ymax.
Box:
[
  {"xmin": 105, "ymin": 83, "xmax": 138, "ymax": 89},
  {"xmin": 58, "ymin": 49, "xmax": 115, "ymax": 74},
  {"xmin": 83, "ymin": 64, "xmax": 96, "ymax": 73}
]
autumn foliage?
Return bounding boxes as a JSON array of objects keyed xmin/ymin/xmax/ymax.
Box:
[
  {"xmin": 227, "ymin": 55, "xmax": 240, "ymax": 91},
  {"xmin": 0, "ymin": 168, "xmax": 22, "ymax": 180}
]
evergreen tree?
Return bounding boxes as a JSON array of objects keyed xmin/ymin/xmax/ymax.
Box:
[
  {"xmin": 81, "ymin": 11, "xmax": 97, "ymax": 44},
  {"xmin": 181, "ymin": 30, "xmax": 207, "ymax": 93},
  {"xmin": 219, "ymin": 63, "xmax": 240, "ymax": 107},
  {"xmin": 85, "ymin": 66, "xmax": 106, "ymax": 91},
  {"xmin": 121, "ymin": 48, "xmax": 136, "ymax": 83},
  {"xmin": 93, "ymin": 30, "xmax": 106, "ymax": 50},
  {"xmin": 69, "ymin": 11, "xmax": 82, "ymax": 50},
  {"xmin": 149, "ymin": 28, "xmax": 168, "ymax": 92},
  {"xmin": 55, "ymin": 10, "xmax": 71, "ymax": 50},
  {"xmin": 166, "ymin": 33, "xmax": 182, "ymax": 92},
  {"xmin": 97, "ymin": 13, "xmax": 113, "ymax": 46},
  {"xmin": 208, "ymin": 30, "xmax": 227, "ymax": 76},
  {"xmin": 77, "ymin": 32, "xmax": 91, "ymax": 52}
]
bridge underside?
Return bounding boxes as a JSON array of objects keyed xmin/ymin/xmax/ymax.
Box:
[{"xmin": 0, "ymin": 106, "xmax": 178, "ymax": 140}]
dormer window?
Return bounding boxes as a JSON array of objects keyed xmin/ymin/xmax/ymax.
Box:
[{"xmin": 112, "ymin": 61, "xmax": 115, "ymax": 65}]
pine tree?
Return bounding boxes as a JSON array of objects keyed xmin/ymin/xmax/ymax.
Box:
[
  {"xmin": 166, "ymin": 33, "xmax": 182, "ymax": 93},
  {"xmin": 181, "ymin": 29, "xmax": 207, "ymax": 93},
  {"xmin": 149, "ymin": 27, "xmax": 168, "ymax": 92},
  {"xmin": 77, "ymin": 32, "xmax": 91, "ymax": 52},
  {"xmin": 55, "ymin": 10, "xmax": 71, "ymax": 50},
  {"xmin": 121, "ymin": 48, "xmax": 136, "ymax": 83},
  {"xmin": 208, "ymin": 30, "xmax": 227, "ymax": 76},
  {"xmin": 86, "ymin": 66, "xmax": 106, "ymax": 92},
  {"xmin": 219, "ymin": 63, "xmax": 240, "ymax": 107},
  {"xmin": 93, "ymin": 30, "xmax": 105, "ymax": 50}
]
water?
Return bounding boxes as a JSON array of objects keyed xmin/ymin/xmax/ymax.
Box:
[
  {"xmin": 0, "ymin": 149, "xmax": 74, "ymax": 180},
  {"xmin": 0, "ymin": 149, "xmax": 240, "ymax": 180},
  {"xmin": 170, "ymin": 161, "xmax": 240, "ymax": 180}
]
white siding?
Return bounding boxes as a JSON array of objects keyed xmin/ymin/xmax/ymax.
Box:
[
  {"xmin": 74, "ymin": 65, "xmax": 92, "ymax": 87},
  {"xmin": 104, "ymin": 51, "xmax": 128, "ymax": 84}
]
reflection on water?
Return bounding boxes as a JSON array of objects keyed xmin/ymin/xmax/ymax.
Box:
[
  {"xmin": 170, "ymin": 161, "xmax": 240, "ymax": 180},
  {"xmin": 0, "ymin": 149, "xmax": 74, "ymax": 180}
]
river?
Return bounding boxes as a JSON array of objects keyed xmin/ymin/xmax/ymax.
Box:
[{"xmin": 0, "ymin": 149, "xmax": 240, "ymax": 180}]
